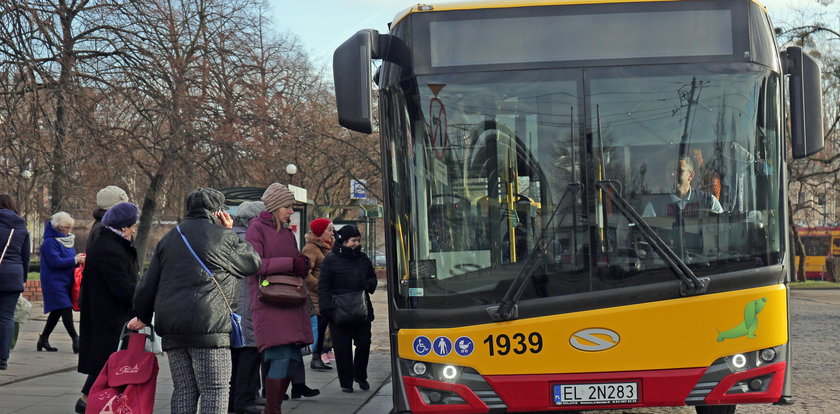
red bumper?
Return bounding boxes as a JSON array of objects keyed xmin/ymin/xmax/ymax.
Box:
[
  {"xmin": 403, "ymin": 363, "xmax": 786, "ymax": 412},
  {"xmin": 484, "ymin": 368, "xmax": 706, "ymax": 412}
]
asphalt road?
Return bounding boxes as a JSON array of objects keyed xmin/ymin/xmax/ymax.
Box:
[{"xmin": 582, "ymin": 289, "xmax": 840, "ymax": 414}]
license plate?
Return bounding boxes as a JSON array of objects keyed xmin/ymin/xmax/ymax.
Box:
[{"xmin": 553, "ymin": 382, "xmax": 639, "ymax": 406}]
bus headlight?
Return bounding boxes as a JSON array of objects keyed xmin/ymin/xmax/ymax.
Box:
[
  {"xmin": 412, "ymin": 362, "xmax": 428, "ymax": 376},
  {"xmin": 442, "ymin": 365, "xmax": 459, "ymax": 381},
  {"xmin": 731, "ymin": 353, "xmax": 747, "ymax": 370},
  {"xmin": 759, "ymin": 348, "xmax": 776, "ymax": 362}
]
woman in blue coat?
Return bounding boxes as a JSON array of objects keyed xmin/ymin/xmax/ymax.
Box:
[
  {"xmin": 0, "ymin": 195, "xmax": 29, "ymax": 370},
  {"xmin": 38, "ymin": 211, "xmax": 85, "ymax": 353}
]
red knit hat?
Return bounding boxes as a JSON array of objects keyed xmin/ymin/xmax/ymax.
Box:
[{"xmin": 310, "ymin": 218, "xmax": 332, "ymax": 237}]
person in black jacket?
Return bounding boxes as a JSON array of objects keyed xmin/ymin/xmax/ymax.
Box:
[
  {"xmin": 0, "ymin": 195, "xmax": 30, "ymax": 371},
  {"xmin": 129, "ymin": 188, "xmax": 261, "ymax": 414},
  {"xmin": 84, "ymin": 185, "xmax": 129, "ymax": 252},
  {"xmin": 75, "ymin": 202, "xmax": 139, "ymax": 414},
  {"xmin": 318, "ymin": 225, "xmax": 377, "ymax": 393}
]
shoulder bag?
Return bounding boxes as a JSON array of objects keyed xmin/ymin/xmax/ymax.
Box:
[
  {"xmin": 176, "ymin": 225, "xmax": 245, "ymax": 348},
  {"xmin": 258, "ymin": 274, "xmax": 307, "ymax": 307},
  {"xmin": 0, "ymin": 228, "xmax": 14, "ymax": 265},
  {"xmin": 331, "ymin": 290, "xmax": 368, "ymax": 325}
]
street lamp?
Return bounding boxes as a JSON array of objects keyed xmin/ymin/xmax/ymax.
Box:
[
  {"xmin": 20, "ymin": 169, "xmax": 32, "ymax": 222},
  {"xmin": 285, "ymin": 164, "xmax": 298, "ymax": 186}
]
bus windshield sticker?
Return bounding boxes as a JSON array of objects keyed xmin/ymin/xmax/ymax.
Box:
[
  {"xmin": 413, "ymin": 336, "xmax": 432, "ymax": 356},
  {"xmin": 454, "ymin": 336, "xmax": 475, "ymax": 357},
  {"xmin": 408, "ymin": 287, "xmax": 424, "ymax": 297},
  {"xmin": 433, "ymin": 336, "xmax": 453, "ymax": 356},
  {"xmin": 717, "ymin": 297, "xmax": 767, "ymax": 342}
]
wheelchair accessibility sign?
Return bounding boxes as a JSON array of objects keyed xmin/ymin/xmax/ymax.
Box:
[{"xmin": 413, "ymin": 336, "xmax": 432, "ymax": 356}]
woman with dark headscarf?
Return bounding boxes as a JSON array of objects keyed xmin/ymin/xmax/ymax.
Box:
[
  {"xmin": 229, "ymin": 200, "xmax": 267, "ymax": 414},
  {"xmin": 0, "ymin": 194, "xmax": 29, "ymax": 371},
  {"xmin": 75, "ymin": 202, "xmax": 139, "ymax": 414},
  {"xmin": 130, "ymin": 188, "xmax": 261, "ymax": 414},
  {"xmin": 318, "ymin": 225, "xmax": 377, "ymax": 393}
]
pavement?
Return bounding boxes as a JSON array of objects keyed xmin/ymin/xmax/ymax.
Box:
[{"xmin": 0, "ymin": 285, "xmax": 394, "ymax": 414}]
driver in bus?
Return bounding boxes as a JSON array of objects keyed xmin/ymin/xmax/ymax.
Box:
[{"xmin": 642, "ymin": 155, "xmax": 724, "ymax": 217}]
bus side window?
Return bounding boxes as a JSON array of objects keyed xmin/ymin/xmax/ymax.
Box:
[{"xmin": 832, "ymin": 237, "xmax": 840, "ymax": 256}]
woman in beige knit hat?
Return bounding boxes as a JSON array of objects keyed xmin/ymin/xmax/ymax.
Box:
[{"xmin": 246, "ymin": 183, "xmax": 318, "ymax": 413}]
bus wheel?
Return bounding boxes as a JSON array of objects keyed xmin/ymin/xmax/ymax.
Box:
[{"xmin": 695, "ymin": 405, "xmax": 736, "ymax": 414}]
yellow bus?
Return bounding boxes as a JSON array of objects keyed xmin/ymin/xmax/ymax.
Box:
[
  {"xmin": 795, "ymin": 227, "xmax": 840, "ymax": 280},
  {"xmin": 332, "ymin": 0, "xmax": 824, "ymax": 412}
]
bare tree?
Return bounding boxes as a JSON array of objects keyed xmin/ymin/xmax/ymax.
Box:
[
  {"xmin": 0, "ymin": 0, "xmax": 128, "ymax": 213},
  {"xmin": 774, "ymin": 3, "xmax": 840, "ymax": 280}
]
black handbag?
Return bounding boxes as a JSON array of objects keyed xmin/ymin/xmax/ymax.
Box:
[{"xmin": 331, "ymin": 290, "xmax": 368, "ymax": 325}]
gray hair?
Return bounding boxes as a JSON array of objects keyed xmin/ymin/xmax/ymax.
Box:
[
  {"xmin": 233, "ymin": 201, "xmax": 266, "ymax": 228},
  {"xmin": 50, "ymin": 211, "xmax": 74, "ymax": 229}
]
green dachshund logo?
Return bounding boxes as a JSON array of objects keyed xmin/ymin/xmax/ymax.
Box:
[{"xmin": 717, "ymin": 297, "xmax": 767, "ymax": 342}]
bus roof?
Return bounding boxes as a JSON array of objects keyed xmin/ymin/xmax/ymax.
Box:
[{"xmin": 390, "ymin": 0, "xmax": 767, "ymax": 28}]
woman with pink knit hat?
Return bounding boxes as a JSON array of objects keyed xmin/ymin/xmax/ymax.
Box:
[
  {"xmin": 246, "ymin": 183, "xmax": 316, "ymax": 414},
  {"xmin": 301, "ymin": 218, "xmax": 334, "ymax": 371}
]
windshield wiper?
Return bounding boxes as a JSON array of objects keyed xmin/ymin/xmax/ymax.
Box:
[
  {"xmin": 489, "ymin": 183, "xmax": 582, "ymax": 322},
  {"xmin": 596, "ymin": 180, "xmax": 709, "ymax": 296}
]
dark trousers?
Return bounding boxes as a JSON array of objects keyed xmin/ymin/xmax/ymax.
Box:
[
  {"xmin": 230, "ymin": 346, "xmax": 262, "ymax": 409},
  {"xmin": 330, "ymin": 321, "xmax": 371, "ymax": 389},
  {"xmin": 0, "ymin": 292, "xmax": 18, "ymax": 361},
  {"xmin": 82, "ymin": 373, "xmax": 97, "ymax": 395},
  {"xmin": 315, "ymin": 315, "xmax": 329, "ymax": 354},
  {"xmin": 42, "ymin": 307, "xmax": 77, "ymax": 338}
]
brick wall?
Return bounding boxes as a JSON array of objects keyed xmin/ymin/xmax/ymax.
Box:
[{"xmin": 23, "ymin": 280, "xmax": 42, "ymax": 302}]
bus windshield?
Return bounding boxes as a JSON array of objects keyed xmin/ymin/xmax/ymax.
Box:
[{"xmin": 386, "ymin": 63, "xmax": 783, "ymax": 309}]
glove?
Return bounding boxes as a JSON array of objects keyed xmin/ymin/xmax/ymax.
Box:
[{"xmin": 292, "ymin": 254, "xmax": 311, "ymax": 278}]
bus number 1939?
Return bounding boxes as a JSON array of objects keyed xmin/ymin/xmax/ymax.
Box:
[{"xmin": 483, "ymin": 332, "xmax": 543, "ymax": 356}]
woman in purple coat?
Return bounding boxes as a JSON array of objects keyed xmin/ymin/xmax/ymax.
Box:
[
  {"xmin": 38, "ymin": 212, "xmax": 85, "ymax": 353},
  {"xmin": 245, "ymin": 183, "xmax": 313, "ymax": 414}
]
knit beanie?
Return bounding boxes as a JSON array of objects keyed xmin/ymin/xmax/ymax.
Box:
[
  {"xmin": 233, "ymin": 201, "xmax": 266, "ymax": 228},
  {"xmin": 335, "ymin": 225, "xmax": 361, "ymax": 245},
  {"xmin": 309, "ymin": 218, "xmax": 332, "ymax": 237},
  {"xmin": 96, "ymin": 185, "xmax": 129, "ymax": 209},
  {"xmin": 102, "ymin": 202, "xmax": 139, "ymax": 229},
  {"xmin": 261, "ymin": 183, "xmax": 295, "ymax": 212},
  {"xmin": 186, "ymin": 188, "xmax": 226, "ymax": 212}
]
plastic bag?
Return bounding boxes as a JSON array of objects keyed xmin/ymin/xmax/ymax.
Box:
[
  {"xmin": 14, "ymin": 295, "xmax": 31, "ymax": 323},
  {"xmin": 72, "ymin": 263, "xmax": 84, "ymax": 311}
]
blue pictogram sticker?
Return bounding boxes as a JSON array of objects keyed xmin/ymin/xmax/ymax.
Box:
[
  {"xmin": 454, "ymin": 336, "xmax": 474, "ymax": 357},
  {"xmin": 433, "ymin": 336, "xmax": 453, "ymax": 357},
  {"xmin": 413, "ymin": 336, "xmax": 432, "ymax": 356}
]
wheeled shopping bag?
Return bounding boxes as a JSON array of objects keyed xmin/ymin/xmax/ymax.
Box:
[{"xmin": 86, "ymin": 328, "xmax": 159, "ymax": 414}]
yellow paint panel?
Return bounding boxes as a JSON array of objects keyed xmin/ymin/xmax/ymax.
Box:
[{"xmin": 398, "ymin": 285, "xmax": 787, "ymax": 375}]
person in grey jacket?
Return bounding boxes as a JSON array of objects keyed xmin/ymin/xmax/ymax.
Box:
[
  {"xmin": 129, "ymin": 188, "xmax": 261, "ymax": 414},
  {"xmin": 229, "ymin": 201, "xmax": 266, "ymax": 414}
]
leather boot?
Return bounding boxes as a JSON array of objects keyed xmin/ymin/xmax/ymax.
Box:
[
  {"xmin": 71, "ymin": 334, "xmax": 79, "ymax": 354},
  {"xmin": 37, "ymin": 334, "xmax": 58, "ymax": 352},
  {"xmin": 291, "ymin": 383, "xmax": 319, "ymax": 399},
  {"xmin": 310, "ymin": 353, "xmax": 332, "ymax": 371},
  {"xmin": 262, "ymin": 377, "xmax": 290, "ymax": 414}
]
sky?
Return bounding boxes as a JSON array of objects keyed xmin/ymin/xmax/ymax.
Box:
[{"xmin": 268, "ymin": 0, "xmax": 840, "ymax": 76}]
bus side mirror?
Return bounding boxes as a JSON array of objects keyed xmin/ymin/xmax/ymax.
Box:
[
  {"xmin": 781, "ymin": 46, "xmax": 824, "ymax": 159},
  {"xmin": 333, "ymin": 30, "xmax": 379, "ymax": 134}
]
